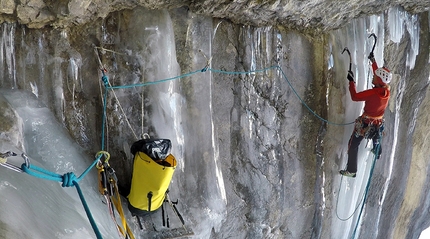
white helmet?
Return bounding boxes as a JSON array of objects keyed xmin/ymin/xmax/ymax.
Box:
[{"xmin": 375, "ymin": 67, "xmax": 392, "ymax": 84}]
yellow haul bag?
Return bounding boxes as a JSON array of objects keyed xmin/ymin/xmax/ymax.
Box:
[{"xmin": 128, "ymin": 152, "xmax": 176, "ymax": 212}]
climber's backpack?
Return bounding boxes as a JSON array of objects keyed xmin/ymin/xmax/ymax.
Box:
[{"xmin": 127, "ymin": 138, "xmax": 177, "ymax": 216}]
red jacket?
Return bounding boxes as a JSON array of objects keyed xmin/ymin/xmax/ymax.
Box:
[
  {"xmin": 349, "ymin": 82, "xmax": 390, "ymax": 118},
  {"xmin": 348, "ymin": 62, "xmax": 390, "ymax": 118}
]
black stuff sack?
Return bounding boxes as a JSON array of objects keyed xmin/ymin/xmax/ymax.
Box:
[{"xmin": 130, "ymin": 138, "xmax": 172, "ymax": 161}]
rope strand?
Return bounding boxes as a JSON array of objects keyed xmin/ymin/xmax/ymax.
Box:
[
  {"xmin": 104, "ymin": 65, "xmax": 353, "ymax": 126},
  {"xmin": 15, "ymin": 63, "xmax": 357, "ymax": 239}
]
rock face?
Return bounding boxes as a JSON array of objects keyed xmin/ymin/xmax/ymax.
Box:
[
  {"xmin": 0, "ymin": 1, "xmax": 429, "ymax": 30},
  {"xmin": 0, "ymin": 2, "xmax": 429, "ymax": 239}
]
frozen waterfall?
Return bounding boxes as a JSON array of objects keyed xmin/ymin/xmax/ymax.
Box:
[{"xmin": 0, "ymin": 6, "xmax": 428, "ymax": 239}]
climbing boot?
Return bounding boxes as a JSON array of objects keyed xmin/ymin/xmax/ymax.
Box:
[{"xmin": 339, "ymin": 170, "xmax": 356, "ymax": 178}]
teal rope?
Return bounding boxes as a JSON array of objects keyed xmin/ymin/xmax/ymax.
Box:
[
  {"xmin": 335, "ymin": 175, "xmax": 367, "ymax": 221},
  {"xmin": 334, "ymin": 139, "xmax": 380, "ymax": 238},
  {"xmin": 275, "ymin": 66, "xmax": 354, "ymax": 126},
  {"xmin": 94, "ymin": 64, "xmax": 356, "ymax": 237},
  {"xmin": 21, "ymin": 154, "xmax": 104, "ymax": 239},
  {"xmin": 101, "ymin": 72, "xmax": 109, "ymax": 151},
  {"xmin": 350, "ymin": 142, "xmax": 380, "ymax": 239},
  {"xmin": 207, "ymin": 66, "xmax": 278, "ymax": 75},
  {"xmin": 105, "ymin": 65, "xmax": 353, "ymax": 126},
  {"xmin": 106, "ymin": 69, "xmax": 203, "ymax": 89},
  {"xmin": 206, "ymin": 66, "xmax": 353, "ymax": 125}
]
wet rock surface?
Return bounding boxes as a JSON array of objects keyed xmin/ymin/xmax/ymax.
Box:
[{"xmin": 0, "ymin": 2, "xmax": 429, "ymax": 239}]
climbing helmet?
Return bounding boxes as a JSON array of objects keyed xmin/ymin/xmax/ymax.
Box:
[{"xmin": 375, "ymin": 67, "xmax": 392, "ymax": 84}]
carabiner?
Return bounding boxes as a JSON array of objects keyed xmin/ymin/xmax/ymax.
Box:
[{"xmin": 0, "ymin": 152, "xmax": 30, "ymax": 173}]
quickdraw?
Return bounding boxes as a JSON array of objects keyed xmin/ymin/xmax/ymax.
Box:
[
  {"xmin": 96, "ymin": 151, "xmax": 115, "ymax": 196},
  {"xmin": 95, "ymin": 151, "xmax": 135, "ymax": 239}
]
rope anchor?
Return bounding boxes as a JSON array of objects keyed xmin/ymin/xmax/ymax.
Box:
[
  {"xmin": 96, "ymin": 151, "xmax": 116, "ymax": 196},
  {"xmin": 0, "ymin": 151, "xmax": 30, "ymax": 173}
]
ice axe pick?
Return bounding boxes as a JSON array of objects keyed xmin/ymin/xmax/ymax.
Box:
[{"xmin": 342, "ymin": 47, "xmax": 352, "ymax": 72}]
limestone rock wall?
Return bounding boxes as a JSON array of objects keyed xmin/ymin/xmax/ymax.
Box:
[
  {"xmin": 0, "ymin": 1, "xmax": 429, "ymax": 30},
  {"xmin": 0, "ymin": 3, "xmax": 429, "ymax": 239}
]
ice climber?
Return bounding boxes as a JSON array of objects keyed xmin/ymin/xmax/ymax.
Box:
[{"xmin": 339, "ymin": 52, "xmax": 392, "ymax": 178}]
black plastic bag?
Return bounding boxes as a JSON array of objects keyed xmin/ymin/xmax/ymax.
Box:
[{"xmin": 130, "ymin": 138, "xmax": 172, "ymax": 160}]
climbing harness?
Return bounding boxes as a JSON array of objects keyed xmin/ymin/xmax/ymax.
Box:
[{"xmin": 353, "ymin": 116, "xmax": 384, "ymax": 139}]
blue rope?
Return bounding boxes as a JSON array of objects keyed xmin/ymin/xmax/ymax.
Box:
[
  {"xmin": 207, "ymin": 66, "xmax": 278, "ymax": 75},
  {"xmin": 101, "ymin": 71, "xmax": 109, "ymax": 151},
  {"xmin": 334, "ymin": 137, "xmax": 381, "ymax": 238},
  {"xmin": 103, "ymin": 65, "xmax": 353, "ymax": 126},
  {"xmin": 106, "ymin": 69, "xmax": 203, "ymax": 90},
  {"xmin": 350, "ymin": 143, "xmax": 380, "ymax": 239},
  {"xmin": 21, "ymin": 154, "xmax": 104, "ymax": 239},
  {"xmin": 335, "ymin": 175, "xmax": 367, "ymax": 221},
  {"xmin": 275, "ymin": 66, "xmax": 354, "ymax": 126},
  {"xmin": 206, "ymin": 66, "xmax": 353, "ymax": 125}
]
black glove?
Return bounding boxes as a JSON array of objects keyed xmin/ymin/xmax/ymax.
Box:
[
  {"xmin": 368, "ymin": 52, "xmax": 375, "ymax": 61},
  {"xmin": 347, "ymin": 70, "xmax": 354, "ymax": 82}
]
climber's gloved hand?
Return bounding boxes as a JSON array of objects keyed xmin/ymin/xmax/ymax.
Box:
[
  {"xmin": 347, "ymin": 70, "xmax": 354, "ymax": 82},
  {"xmin": 368, "ymin": 52, "xmax": 375, "ymax": 61}
]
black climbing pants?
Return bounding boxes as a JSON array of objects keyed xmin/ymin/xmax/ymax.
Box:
[{"xmin": 346, "ymin": 117, "xmax": 383, "ymax": 173}]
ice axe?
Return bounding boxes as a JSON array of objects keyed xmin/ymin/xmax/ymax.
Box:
[
  {"xmin": 342, "ymin": 47, "xmax": 352, "ymax": 72},
  {"xmin": 368, "ymin": 33, "xmax": 377, "ymax": 55}
]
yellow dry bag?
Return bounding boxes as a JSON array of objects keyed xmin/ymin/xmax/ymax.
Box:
[{"xmin": 128, "ymin": 152, "xmax": 176, "ymax": 212}]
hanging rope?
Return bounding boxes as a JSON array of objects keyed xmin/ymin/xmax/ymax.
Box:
[
  {"xmin": 335, "ymin": 175, "xmax": 366, "ymax": 222},
  {"xmin": 106, "ymin": 77, "xmax": 139, "ymax": 141},
  {"xmin": 335, "ymin": 150, "xmax": 378, "ymax": 222},
  {"xmin": 349, "ymin": 142, "xmax": 380, "ymax": 239}
]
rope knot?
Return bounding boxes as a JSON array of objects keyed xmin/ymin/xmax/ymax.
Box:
[
  {"xmin": 62, "ymin": 172, "xmax": 78, "ymax": 187},
  {"xmin": 101, "ymin": 75, "xmax": 109, "ymax": 86}
]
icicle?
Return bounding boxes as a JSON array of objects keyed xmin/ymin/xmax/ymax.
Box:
[
  {"xmin": 388, "ymin": 7, "xmax": 405, "ymax": 43},
  {"xmin": 405, "ymin": 14, "xmax": 419, "ymax": 69},
  {"xmin": 0, "ymin": 23, "xmax": 17, "ymax": 89},
  {"xmin": 328, "ymin": 43, "xmax": 334, "ymax": 70},
  {"xmin": 388, "ymin": 6, "xmax": 420, "ymax": 70}
]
